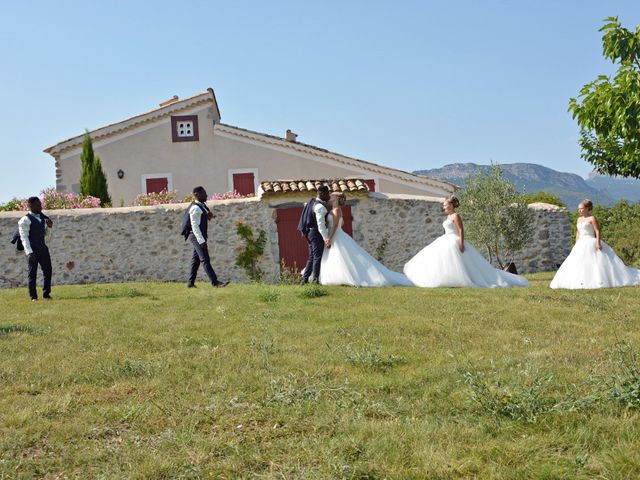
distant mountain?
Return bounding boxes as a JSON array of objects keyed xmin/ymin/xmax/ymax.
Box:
[
  {"xmin": 414, "ymin": 163, "xmax": 626, "ymax": 209},
  {"xmin": 585, "ymin": 173, "xmax": 640, "ymax": 203}
]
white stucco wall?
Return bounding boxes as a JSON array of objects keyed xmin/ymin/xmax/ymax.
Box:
[{"xmin": 53, "ymin": 107, "xmax": 452, "ymax": 205}]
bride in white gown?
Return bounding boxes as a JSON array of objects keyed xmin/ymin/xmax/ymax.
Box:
[
  {"xmin": 319, "ymin": 193, "xmax": 412, "ymax": 286},
  {"xmin": 550, "ymin": 199, "xmax": 640, "ymax": 289},
  {"xmin": 404, "ymin": 196, "xmax": 530, "ymax": 288}
]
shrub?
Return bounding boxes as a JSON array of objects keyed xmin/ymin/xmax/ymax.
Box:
[
  {"xmin": 458, "ymin": 164, "xmax": 535, "ymax": 268},
  {"xmin": 211, "ymin": 191, "xmax": 245, "ymax": 201},
  {"xmin": 235, "ymin": 221, "xmax": 267, "ymax": 281},
  {"xmin": 298, "ymin": 284, "xmax": 328, "ymax": 299},
  {"xmin": 0, "ymin": 198, "xmax": 26, "ymax": 212},
  {"xmin": 133, "ymin": 190, "xmax": 178, "ymax": 206},
  {"xmin": 522, "ymin": 191, "xmax": 566, "ymax": 208},
  {"xmin": 0, "ymin": 188, "xmax": 101, "ymax": 211},
  {"xmin": 278, "ymin": 260, "xmax": 302, "ymax": 285},
  {"xmin": 40, "ymin": 187, "xmax": 101, "ymax": 209},
  {"xmin": 257, "ymin": 289, "xmax": 280, "ymax": 303}
]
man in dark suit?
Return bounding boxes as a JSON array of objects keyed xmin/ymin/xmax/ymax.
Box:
[
  {"xmin": 297, "ymin": 185, "xmax": 331, "ymax": 283},
  {"xmin": 17, "ymin": 197, "xmax": 54, "ymax": 301},
  {"xmin": 182, "ymin": 186, "xmax": 229, "ymax": 288}
]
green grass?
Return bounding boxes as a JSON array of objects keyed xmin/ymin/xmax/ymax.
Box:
[{"xmin": 1, "ymin": 273, "xmax": 640, "ymax": 478}]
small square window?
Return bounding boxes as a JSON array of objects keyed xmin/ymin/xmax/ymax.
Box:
[
  {"xmin": 171, "ymin": 115, "xmax": 199, "ymax": 142},
  {"xmin": 177, "ymin": 121, "xmax": 193, "ymax": 137}
]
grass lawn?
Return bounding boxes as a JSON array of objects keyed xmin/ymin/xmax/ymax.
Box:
[{"xmin": 1, "ymin": 272, "xmax": 640, "ymax": 479}]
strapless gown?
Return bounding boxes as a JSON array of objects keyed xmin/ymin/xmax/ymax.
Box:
[
  {"xmin": 404, "ymin": 218, "xmax": 530, "ymax": 288},
  {"xmin": 550, "ymin": 221, "xmax": 640, "ymax": 289},
  {"xmin": 319, "ymin": 216, "xmax": 412, "ymax": 287}
]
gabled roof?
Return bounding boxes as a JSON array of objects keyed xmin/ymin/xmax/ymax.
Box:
[
  {"xmin": 44, "ymin": 88, "xmax": 220, "ymax": 156},
  {"xmin": 215, "ymin": 123, "xmax": 458, "ymax": 194},
  {"xmin": 260, "ymin": 178, "xmax": 369, "ymax": 196}
]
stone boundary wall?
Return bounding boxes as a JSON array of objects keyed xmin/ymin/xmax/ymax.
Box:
[{"xmin": 0, "ymin": 196, "xmax": 571, "ymax": 289}]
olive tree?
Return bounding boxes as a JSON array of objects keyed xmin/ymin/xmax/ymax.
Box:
[{"xmin": 458, "ymin": 164, "xmax": 534, "ymax": 269}]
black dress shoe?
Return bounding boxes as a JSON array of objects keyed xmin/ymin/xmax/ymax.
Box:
[
  {"xmin": 213, "ymin": 281, "xmax": 229, "ymax": 288},
  {"xmin": 43, "ymin": 294, "xmax": 52, "ymax": 300},
  {"xmin": 187, "ymin": 283, "xmax": 197, "ymax": 288}
]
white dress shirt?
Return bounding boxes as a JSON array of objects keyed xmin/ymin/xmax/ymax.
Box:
[
  {"xmin": 189, "ymin": 201, "xmax": 209, "ymax": 245},
  {"xmin": 18, "ymin": 213, "xmax": 48, "ymax": 256},
  {"xmin": 313, "ymin": 201, "xmax": 329, "ymax": 240}
]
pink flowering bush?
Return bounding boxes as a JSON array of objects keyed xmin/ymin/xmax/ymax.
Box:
[
  {"xmin": 134, "ymin": 190, "xmax": 179, "ymax": 206},
  {"xmin": 0, "ymin": 187, "xmax": 101, "ymax": 211},
  {"xmin": 39, "ymin": 187, "xmax": 101, "ymax": 209},
  {"xmin": 211, "ymin": 190, "xmax": 245, "ymax": 201}
]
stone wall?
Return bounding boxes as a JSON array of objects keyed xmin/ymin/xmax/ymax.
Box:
[
  {"xmin": 512, "ymin": 203, "xmax": 573, "ymax": 273},
  {"xmin": 0, "ymin": 195, "xmax": 571, "ymax": 289}
]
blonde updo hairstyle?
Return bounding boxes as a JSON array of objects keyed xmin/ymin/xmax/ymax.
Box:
[
  {"xmin": 445, "ymin": 196, "xmax": 460, "ymax": 209},
  {"xmin": 580, "ymin": 198, "xmax": 593, "ymax": 212}
]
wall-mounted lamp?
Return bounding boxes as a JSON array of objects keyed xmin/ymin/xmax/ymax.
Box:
[{"xmin": 117, "ymin": 169, "xmax": 124, "ymax": 179}]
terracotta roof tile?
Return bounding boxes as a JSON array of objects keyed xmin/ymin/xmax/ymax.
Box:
[{"xmin": 260, "ymin": 178, "xmax": 369, "ymax": 196}]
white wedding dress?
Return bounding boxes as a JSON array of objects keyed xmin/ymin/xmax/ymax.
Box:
[
  {"xmin": 404, "ymin": 218, "xmax": 530, "ymax": 288},
  {"xmin": 319, "ymin": 215, "xmax": 412, "ymax": 287},
  {"xmin": 550, "ymin": 221, "xmax": 640, "ymax": 289}
]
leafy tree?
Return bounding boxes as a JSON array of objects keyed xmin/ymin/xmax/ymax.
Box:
[
  {"xmin": 521, "ymin": 191, "xmax": 566, "ymax": 208},
  {"xmin": 458, "ymin": 164, "xmax": 534, "ymax": 269},
  {"xmin": 79, "ymin": 133, "xmax": 111, "ymax": 206},
  {"xmin": 569, "ymin": 17, "xmax": 640, "ymax": 178}
]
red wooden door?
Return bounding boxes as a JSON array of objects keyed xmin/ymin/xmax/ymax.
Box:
[
  {"xmin": 146, "ymin": 177, "xmax": 168, "ymax": 193},
  {"xmin": 363, "ymin": 179, "xmax": 376, "ymax": 192},
  {"xmin": 276, "ymin": 205, "xmax": 353, "ymax": 271},
  {"xmin": 233, "ymin": 173, "xmax": 255, "ymax": 195}
]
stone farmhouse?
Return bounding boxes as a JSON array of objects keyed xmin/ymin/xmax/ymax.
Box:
[{"xmin": 44, "ymin": 88, "xmax": 456, "ymax": 205}]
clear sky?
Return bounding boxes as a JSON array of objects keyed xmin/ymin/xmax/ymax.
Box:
[{"xmin": 1, "ymin": 0, "xmax": 638, "ymax": 202}]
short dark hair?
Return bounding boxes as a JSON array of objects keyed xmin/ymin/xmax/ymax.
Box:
[
  {"xmin": 192, "ymin": 186, "xmax": 206, "ymax": 195},
  {"xmin": 27, "ymin": 196, "xmax": 40, "ymax": 206},
  {"xmin": 317, "ymin": 185, "xmax": 330, "ymax": 195}
]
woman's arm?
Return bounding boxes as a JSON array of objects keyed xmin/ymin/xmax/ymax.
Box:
[
  {"xmin": 452, "ymin": 214, "xmax": 465, "ymax": 252},
  {"xmin": 328, "ymin": 207, "xmax": 342, "ymax": 243},
  {"xmin": 592, "ymin": 216, "xmax": 602, "ymax": 250}
]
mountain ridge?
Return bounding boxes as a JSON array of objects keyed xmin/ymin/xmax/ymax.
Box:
[{"xmin": 414, "ymin": 163, "xmax": 640, "ymax": 209}]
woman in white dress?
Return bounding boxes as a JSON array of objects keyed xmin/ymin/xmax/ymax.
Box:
[
  {"xmin": 404, "ymin": 196, "xmax": 530, "ymax": 288},
  {"xmin": 550, "ymin": 199, "xmax": 640, "ymax": 289},
  {"xmin": 319, "ymin": 193, "xmax": 412, "ymax": 286}
]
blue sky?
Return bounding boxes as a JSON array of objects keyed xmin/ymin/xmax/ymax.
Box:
[{"xmin": 1, "ymin": 0, "xmax": 638, "ymax": 202}]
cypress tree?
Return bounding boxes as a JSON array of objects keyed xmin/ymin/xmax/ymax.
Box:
[
  {"xmin": 79, "ymin": 133, "xmax": 94, "ymax": 198},
  {"xmin": 79, "ymin": 132, "xmax": 111, "ymax": 206}
]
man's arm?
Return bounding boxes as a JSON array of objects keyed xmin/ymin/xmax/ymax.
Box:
[
  {"xmin": 189, "ymin": 205, "xmax": 206, "ymax": 245},
  {"xmin": 314, "ymin": 204, "xmax": 329, "ymax": 240},
  {"xmin": 18, "ymin": 216, "xmax": 33, "ymax": 256}
]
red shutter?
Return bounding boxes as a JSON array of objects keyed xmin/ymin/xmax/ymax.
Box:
[
  {"xmin": 233, "ymin": 173, "xmax": 255, "ymax": 196},
  {"xmin": 276, "ymin": 207, "xmax": 308, "ymax": 271},
  {"xmin": 342, "ymin": 205, "xmax": 353, "ymax": 236},
  {"xmin": 145, "ymin": 177, "xmax": 168, "ymax": 194},
  {"xmin": 276, "ymin": 205, "xmax": 354, "ymax": 272},
  {"xmin": 364, "ymin": 179, "xmax": 376, "ymax": 192}
]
